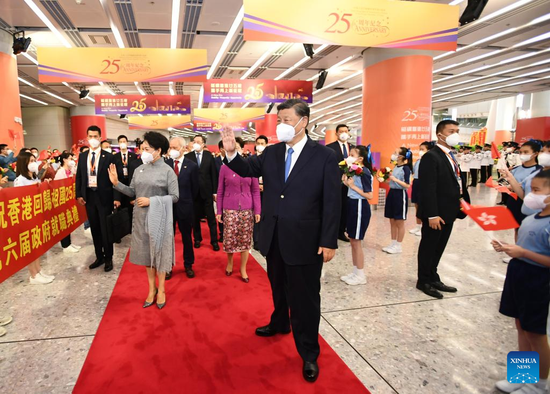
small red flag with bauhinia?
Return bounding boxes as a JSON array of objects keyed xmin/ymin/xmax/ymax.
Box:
[
  {"xmin": 485, "ymin": 177, "xmax": 518, "ymax": 200},
  {"xmin": 463, "ymin": 204, "xmax": 519, "ymax": 231},
  {"xmin": 491, "ymin": 142, "xmax": 501, "ymax": 159}
]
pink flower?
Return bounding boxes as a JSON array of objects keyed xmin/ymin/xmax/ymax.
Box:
[{"xmin": 350, "ymin": 164, "xmax": 359, "ymax": 171}]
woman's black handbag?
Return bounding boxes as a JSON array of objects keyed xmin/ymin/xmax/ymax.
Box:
[{"xmin": 106, "ymin": 207, "xmax": 131, "ymax": 243}]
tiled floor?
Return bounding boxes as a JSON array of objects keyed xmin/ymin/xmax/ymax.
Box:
[{"xmin": 0, "ymin": 185, "xmax": 518, "ymax": 393}]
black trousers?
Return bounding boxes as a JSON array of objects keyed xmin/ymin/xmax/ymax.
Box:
[
  {"xmin": 480, "ymin": 166, "xmax": 489, "ymax": 183},
  {"xmin": 487, "ymin": 165, "xmax": 493, "ymax": 181},
  {"xmin": 60, "ymin": 235, "xmax": 71, "ymax": 248},
  {"xmin": 174, "ymin": 211, "xmax": 194, "ymax": 268},
  {"xmin": 192, "ymin": 196, "xmax": 218, "ymax": 244},
  {"xmin": 338, "ymin": 185, "xmax": 347, "ymax": 237},
  {"xmin": 417, "ymin": 218, "xmax": 454, "ymax": 286},
  {"xmin": 266, "ymin": 227, "xmax": 323, "ymax": 362},
  {"xmin": 218, "ymin": 222, "xmax": 224, "ymax": 242},
  {"xmin": 470, "ymin": 169, "xmax": 479, "ymax": 186},
  {"xmin": 85, "ymin": 189, "xmax": 113, "ymax": 261}
]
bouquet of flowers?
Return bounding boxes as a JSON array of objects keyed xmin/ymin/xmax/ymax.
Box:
[
  {"xmin": 339, "ymin": 159, "xmax": 363, "ymax": 178},
  {"xmin": 376, "ymin": 167, "xmax": 392, "ymax": 183}
]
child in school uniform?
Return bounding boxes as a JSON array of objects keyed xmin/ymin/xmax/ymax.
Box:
[
  {"xmin": 340, "ymin": 145, "xmax": 374, "ymax": 286},
  {"xmin": 492, "ymin": 169, "xmax": 550, "ymax": 394},
  {"xmin": 383, "ymin": 147, "xmax": 413, "ymax": 254},
  {"xmin": 410, "ymin": 141, "xmax": 434, "ymax": 237}
]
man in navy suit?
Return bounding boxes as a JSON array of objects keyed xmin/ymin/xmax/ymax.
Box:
[
  {"xmin": 221, "ymin": 99, "xmax": 340, "ymax": 383},
  {"xmin": 166, "ymin": 137, "xmax": 200, "ymax": 280},
  {"xmin": 75, "ymin": 125, "xmax": 115, "ymax": 272}
]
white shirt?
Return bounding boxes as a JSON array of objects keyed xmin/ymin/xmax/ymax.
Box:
[
  {"xmin": 481, "ymin": 150, "xmax": 492, "ymax": 166},
  {"xmin": 174, "ymin": 155, "xmax": 185, "ymax": 173},
  {"xmin": 285, "ymin": 134, "xmax": 308, "ymax": 176},
  {"xmin": 436, "ymin": 143, "xmax": 457, "ymax": 174},
  {"xmin": 338, "ymin": 141, "xmax": 350, "ymax": 157},
  {"xmin": 87, "ymin": 147, "xmax": 102, "ymax": 175},
  {"xmin": 14, "ymin": 175, "xmax": 40, "ymax": 187}
]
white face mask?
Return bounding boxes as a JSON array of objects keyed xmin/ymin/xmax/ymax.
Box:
[
  {"xmin": 256, "ymin": 144, "xmax": 266, "ymax": 153},
  {"xmin": 32, "ymin": 152, "xmax": 38, "ymax": 158},
  {"xmin": 169, "ymin": 149, "xmax": 181, "ymax": 160},
  {"xmin": 538, "ymin": 152, "xmax": 550, "ymax": 167},
  {"xmin": 440, "ymin": 132, "xmax": 460, "ymax": 147},
  {"xmin": 28, "ymin": 162, "xmax": 39, "ymax": 174},
  {"xmin": 506, "ymin": 148, "xmax": 514, "ymax": 153},
  {"xmin": 119, "ymin": 143, "xmax": 127, "ymax": 150},
  {"xmin": 89, "ymin": 138, "xmax": 100, "ymax": 149},
  {"xmin": 519, "ymin": 154, "xmax": 533, "ymax": 163},
  {"xmin": 68, "ymin": 160, "xmax": 76, "ymax": 167},
  {"xmin": 193, "ymin": 143, "xmax": 202, "ymax": 152},
  {"xmin": 345, "ymin": 156, "xmax": 357, "ymax": 166},
  {"xmin": 523, "ymin": 192, "xmax": 550, "ymax": 211},
  {"xmin": 418, "ymin": 151, "xmax": 426, "ymax": 158},
  {"xmin": 6, "ymin": 149, "xmax": 13, "ymax": 155},
  {"xmin": 276, "ymin": 117, "xmax": 304, "ymax": 143},
  {"xmin": 390, "ymin": 154, "xmax": 399, "ymax": 162},
  {"xmin": 141, "ymin": 151, "xmax": 155, "ymax": 164},
  {"xmin": 104, "ymin": 148, "xmax": 112, "ymax": 153},
  {"xmin": 339, "ymin": 132, "xmax": 350, "ymax": 142}
]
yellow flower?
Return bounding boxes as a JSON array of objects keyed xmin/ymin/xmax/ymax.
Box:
[{"xmin": 338, "ymin": 160, "xmax": 346, "ymax": 166}]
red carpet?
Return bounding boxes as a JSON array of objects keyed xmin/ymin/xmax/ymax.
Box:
[{"xmin": 74, "ymin": 228, "xmax": 370, "ymax": 393}]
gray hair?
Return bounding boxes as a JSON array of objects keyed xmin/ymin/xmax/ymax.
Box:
[{"xmin": 170, "ymin": 136, "xmax": 185, "ymax": 149}]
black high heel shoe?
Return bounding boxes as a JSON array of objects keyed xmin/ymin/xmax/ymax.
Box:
[
  {"xmin": 157, "ymin": 293, "xmax": 166, "ymax": 310},
  {"xmin": 225, "ymin": 266, "xmax": 233, "ymax": 276},
  {"xmin": 143, "ymin": 289, "xmax": 158, "ymax": 308}
]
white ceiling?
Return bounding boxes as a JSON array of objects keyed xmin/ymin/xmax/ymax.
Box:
[{"xmin": 2, "ymin": 0, "xmax": 550, "ymax": 138}]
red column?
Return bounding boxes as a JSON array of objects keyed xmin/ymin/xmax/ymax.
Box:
[
  {"xmin": 71, "ymin": 115, "xmax": 106, "ymax": 147},
  {"xmin": 256, "ymin": 113, "xmax": 278, "ymax": 143},
  {"xmin": 0, "ymin": 52, "xmax": 24, "ymax": 150}
]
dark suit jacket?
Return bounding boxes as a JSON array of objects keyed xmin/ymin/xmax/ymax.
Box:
[
  {"xmin": 214, "ymin": 155, "xmax": 223, "ymax": 174},
  {"xmin": 75, "ymin": 149, "xmax": 114, "ymax": 206},
  {"xmin": 112, "ymin": 151, "xmax": 138, "ymax": 184},
  {"xmin": 166, "ymin": 157, "xmax": 199, "ymax": 219},
  {"xmin": 417, "ymin": 146, "xmax": 470, "ymax": 223},
  {"xmin": 225, "ymin": 138, "xmax": 340, "ymax": 266},
  {"xmin": 326, "ymin": 140, "xmax": 353, "ymax": 164},
  {"xmin": 185, "ymin": 150, "xmax": 218, "ymax": 199},
  {"xmin": 128, "ymin": 158, "xmax": 143, "ymax": 185}
]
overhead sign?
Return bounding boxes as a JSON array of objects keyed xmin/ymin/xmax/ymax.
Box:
[
  {"xmin": 37, "ymin": 48, "xmax": 208, "ymax": 83},
  {"xmin": 0, "ymin": 178, "xmax": 87, "ymax": 284},
  {"xmin": 193, "ymin": 108, "xmax": 265, "ymax": 132},
  {"xmin": 95, "ymin": 95, "xmax": 191, "ymax": 115},
  {"xmin": 204, "ymin": 79, "xmax": 313, "ymax": 103},
  {"xmin": 243, "ymin": 0, "xmax": 458, "ymax": 51},
  {"xmin": 128, "ymin": 115, "xmax": 192, "ymax": 130}
]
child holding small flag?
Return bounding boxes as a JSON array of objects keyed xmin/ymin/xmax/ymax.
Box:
[{"xmin": 492, "ymin": 169, "xmax": 550, "ymax": 394}]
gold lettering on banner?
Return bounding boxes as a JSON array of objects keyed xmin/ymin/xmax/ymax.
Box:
[
  {"xmin": 66, "ymin": 209, "xmax": 74, "ymax": 228},
  {"xmin": 21, "ymin": 196, "xmax": 32, "ymax": 221},
  {"xmin": 7, "ymin": 198, "xmax": 20, "ymax": 226},
  {"xmin": 1, "ymin": 237, "xmax": 19, "ymax": 269},
  {"xmin": 0, "ymin": 202, "xmax": 8, "ymax": 229},
  {"xmin": 19, "ymin": 231, "xmax": 31, "ymax": 258},
  {"xmin": 51, "ymin": 216, "xmax": 60, "ymax": 237},
  {"xmin": 71, "ymin": 206, "xmax": 80, "ymax": 223},
  {"xmin": 31, "ymin": 225, "xmax": 42, "ymax": 250},
  {"xmin": 33, "ymin": 194, "xmax": 43, "ymax": 214},
  {"xmin": 59, "ymin": 212, "xmax": 67, "ymax": 232},
  {"xmin": 42, "ymin": 221, "xmax": 51, "ymax": 244},
  {"xmin": 43, "ymin": 190, "xmax": 52, "ymax": 212}
]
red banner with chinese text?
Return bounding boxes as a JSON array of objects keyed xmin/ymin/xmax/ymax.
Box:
[{"xmin": 0, "ymin": 178, "xmax": 87, "ymax": 284}]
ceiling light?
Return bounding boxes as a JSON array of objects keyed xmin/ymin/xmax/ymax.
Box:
[
  {"xmin": 134, "ymin": 81, "xmax": 146, "ymax": 96},
  {"xmin": 21, "ymin": 52, "xmax": 38, "ymax": 65},
  {"xmin": 169, "ymin": 82, "xmax": 175, "ymax": 96},
  {"xmin": 62, "ymin": 81, "xmax": 80, "ymax": 94},
  {"xmin": 432, "ymin": 78, "xmax": 510, "ymax": 97},
  {"xmin": 138, "ymin": 114, "xmax": 143, "ymax": 117},
  {"xmin": 311, "ymin": 93, "xmax": 362, "ymax": 114},
  {"xmin": 98, "ymin": 81, "xmax": 116, "ymax": 96},
  {"xmin": 241, "ymin": 103, "xmax": 250, "ymax": 109},
  {"xmin": 23, "ymin": 0, "xmax": 72, "ymax": 48},
  {"xmin": 310, "ymin": 83, "xmax": 362, "ymax": 107},
  {"xmin": 313, "ymin": 71, "xmax": 362, "ymax": 95},
  {"xmin": 43, "ymin": 90, "xmax": 75, "ymax": 105},
  {"xmin": 220, "ymin": 102, "xmax": 226, "ymax": 109},
  {"xmin": 474, "ymin": 0, "xmax": 534, "ymax": 26},
  {"xmin": 20, "ymin": 94, "xmax": 48, "ymax": 105},
  {"xmin": 198, "ymin": 86, "xmax": 204, "ymax": 108},
  {"xmin": 241, "ymin": 42, "xmax": 281, "ymax": 80},
  {"xmin": 327, "ymin": 55, "xmax": 356, "ymax": 73},
  {"xmin": 170, "ymin": 0, "xmax": 181, "ymax": 49},
  {"xmin": 513, "ymin": 32, "xmax": 550, "ymax": 48},
  {"xmin": 310, "ymin": 102, "xmax": 362, "ymax": 122},
  {"xmin": 528, "ymin": 13, "xmax": 550, "ymax": 26},
  {"xmin": 433, "ymin": 50, "xmax": 502, "ymax": 73},
  {"xmin": 207, "ymin": 5, "xmax": 244, "ymax": 79},
  {"xmin": 99, "ymin": 0, "xmax": 125, "ymax": 48},
  {"xmin": 448, "ymin": 0, "xmax": 464, "ymax": 5},
  {"xmin": 18, "ymin": 77, "xmax": 35, "ymax": 88}
]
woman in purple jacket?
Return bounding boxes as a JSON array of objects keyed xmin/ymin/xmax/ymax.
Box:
[{"xmin": 216, "ymin": 138, "xmax": 261, "ymax": 283}]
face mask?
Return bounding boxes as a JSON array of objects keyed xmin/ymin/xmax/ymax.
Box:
[
  {"xmin": 538, "ymin": 152, "xmax": 550, "ymax": 167},
  {"xmin": 119, "ymin": 143, "xmax": 127, "ymax": 150},
  {"xmin": 506, "ymin": 148, "xmax": 514, "ymax": 153},
  {"xmin": 345, "ymin": 156, "xmax": 357, "ymax": 166},
  {"xmin": 193, "ymin": 143, "xmax": 202, "ymax": 152},
  {"xmin": 89, "ymin": 138, "xmax": 100, "ymax": 149},
  {"xmin": 523, "ymin": 192, "xmax": 550, "ymax": 211},
  {"xmin": 276, "ymin": 117, "xmax": 303, "ymax": 143},
  {"xmin": 440, "ymin": 132, "xmax": 460, "ymax": 147},
  {"xmin": 32, "ymin": 153, "xmax": 38, "ymax": 158},
  {"xmin": 519, "ymin": 154, "xmax": 533, "ymax": 163},
  {"xmin": 418, "ymin": 151, "xmax": 426, "ymax": 158},
  {"xmin": 28, "ymin": 162, "xmax": 39, "ymax": 174},
  {"xmin": 169, "ymin": 149, "xmax": 181, "ymax": 160},
  {"xmin": 68, "ymin": 160, "xmax": 76, "ymax": 167},
  {"xmin": 141, "ymin": 151, "xmax": 155, "ymax": 164},
  {"xmin": 6, "ymin": 149, "xmax": 13, "ymax": 155},
  {"xmin": 339, "ymin": 132, "xmax": 349, "ymax": 142},
  {"xmin": 104, "ymin": 148, "xmax": 112, "ymax": 153},
  {"xmin": 256, "ymin": 145, "xmax": 266, "ymax": 153},
  {"xmin": 390, "ymin": 154, "xmax": 398, "ymax": 162}
]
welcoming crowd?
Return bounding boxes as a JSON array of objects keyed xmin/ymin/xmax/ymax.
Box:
[{"xmin": 1, "ymin": 98, "xmax": 549, "ymax": 388}]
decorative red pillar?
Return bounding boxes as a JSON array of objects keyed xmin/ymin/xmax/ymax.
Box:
[
  {"xmin": 70, "ymin": 107, "xmax": 106, "ymax": 147},
  {"xmin": 256, "ymin": 113, "xmax": 278, "ymax": 143}
]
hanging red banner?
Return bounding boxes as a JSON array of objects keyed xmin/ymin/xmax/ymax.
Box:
[
  {"xmin": 95, "ymin": 95, "xmax": 191, "ymax": 115},
  {"xmin": 0, "ymin": 178, "xmax": 87, "ymax": 284},
  {"xmin": 204, "ymin": 79, "xmax": 313, "ymax": 103}
]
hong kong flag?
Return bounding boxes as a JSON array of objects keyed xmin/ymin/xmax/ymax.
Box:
[
  {"xmin": 464, "ymin": 205, "xmax": 520, "ymax": 231},
  {"xmin": 485, "ymin": 177, "xmax": 518, "ymax": 200}
]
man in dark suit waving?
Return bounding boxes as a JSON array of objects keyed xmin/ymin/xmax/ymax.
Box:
[
  {"xmin": 221, "ymin": 99, "xmax": 340, "ymax": 383},
  {"xmin": 166, "ymin": 136, "xmax": 200, "ymax": 279},
  {"xmin": 75, "ymin": 125, "xmax": 115, "ymax": 272},
  {"xmin": 185, "ymin": 135, "xmax": 220, "ymax": 251},
  {"xmin": 417, "ymin": 120, "xmax": 470, "ymax": 299},
  {"xmin": 326, "ymin": 124, "xmax": 353, "ymax": 242}
]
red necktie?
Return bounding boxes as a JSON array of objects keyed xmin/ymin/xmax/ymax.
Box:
[{"xmin": 174, "ymin": 160, "xmax": 180, "ymax": 176}]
